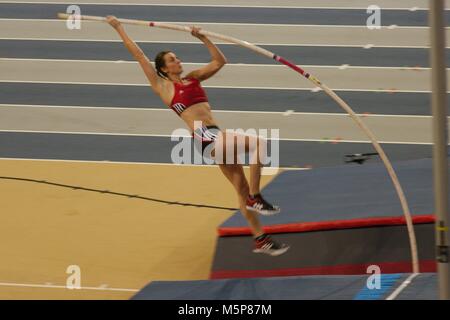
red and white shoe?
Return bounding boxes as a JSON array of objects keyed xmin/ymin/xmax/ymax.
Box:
[
  {"xmin": 246, "ymin": 193, "xmax": 281, "ymax": 216},
  {"xmin": 253, "ymin": 235, "xmax": 290, "ymax": 256}
]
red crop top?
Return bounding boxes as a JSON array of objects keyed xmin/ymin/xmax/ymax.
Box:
[{"xmin": 169, "ymin": 77, "xmax": 209, "ymax": 116}]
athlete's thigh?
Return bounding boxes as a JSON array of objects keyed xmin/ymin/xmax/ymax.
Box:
[{"xmin": 218, "ymin": 163, "xmax": 248, "ymax": 189}]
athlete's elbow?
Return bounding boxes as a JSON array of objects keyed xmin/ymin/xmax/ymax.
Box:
[{"xmin": 214, "ymin": 59, "xmax": 227, "ymax": 68}]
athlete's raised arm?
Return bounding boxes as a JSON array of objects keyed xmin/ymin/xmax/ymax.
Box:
[
  {"xmin": 107, "ymin": 15, "xmax": 163, "ymax": 94},
  {"xmin": 186, "ymin": 26, "xmax": 228, "ymax": 82}
]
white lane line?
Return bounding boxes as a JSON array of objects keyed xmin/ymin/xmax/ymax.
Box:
[
  {"xmin": 0, "ymin": 129, "xmax": 438, "ymax": 145},
  {"xmin": 0, "ymin": 103, "xmax": 435, "ymax": 118},
  {"xmin": 0, "ymin": 129, "xmax": 192, "ymax": 137},
  {"xmin": 0, "ymin": 38, "xmax": 438, "ymax": 49},
  {"xmin": 215, "ymin": 109, "xmax": 434, "ymax": 118},
  {"xmin": 385, "ymin": 273, "xmax": 420, "ymax": 300},
  {"xmin": 0, "ymin": 1, "xmax": 435, "ymax": 10},
  {"xmin": 0, "ymin": 57, "xmax": 436, "ymax": 70},
  {"xmin": 0, "ymin": 281, "xmax": 139, "ymax": 292},
  {"xmin": 0, "ymin": 18, "xmax": 442, "ymax": 29},
  {"xmin": 0, "ymin": 79, "xmax": 439, "ymax": 93},
  {"xmin": 0, "ymin": 79, "xmax": 442, "ymax": 93},
  {"xmin": 0, "ymin": 157, "xmax": 310, "ymax": 170}
]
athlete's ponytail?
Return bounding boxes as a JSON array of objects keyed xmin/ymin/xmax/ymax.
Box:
[{"xmin": 155, "ymin": 51, "xmax": 171, "ymax": 79}]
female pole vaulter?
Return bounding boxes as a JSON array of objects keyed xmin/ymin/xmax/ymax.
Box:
[{"xmin": 107, "ymin": 16, "xmax": 289, "ymax": 256}]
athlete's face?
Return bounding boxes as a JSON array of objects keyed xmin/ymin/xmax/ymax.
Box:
[{"xmin": 162, "ymin": 52, "xmax": 183, "ymax": 75}]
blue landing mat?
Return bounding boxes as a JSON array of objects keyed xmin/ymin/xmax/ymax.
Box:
[
  {"xmin": 132, "ymin": 273, "xmax": 438, "ymax": 300},
  {"xmin": 220, "ymin": 158, "xmax": 446, "ymax": 231}
]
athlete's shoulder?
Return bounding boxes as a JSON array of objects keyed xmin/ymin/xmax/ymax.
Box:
[
  {"xmin": 184, "ymin": 73, "xmax": 201, "ymax": 82},
  {"xmin": 159, "ymin": 78, "xmax": 174, "ymax": 88}
]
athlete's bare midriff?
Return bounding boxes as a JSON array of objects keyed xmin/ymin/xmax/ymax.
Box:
[
  {"xmin": 158, "ymin": 79, "xmax": 219, "ymax": 131},
  {"xmin": 179, "ymin": 102, "xmax": 218, "ymax": 131}
]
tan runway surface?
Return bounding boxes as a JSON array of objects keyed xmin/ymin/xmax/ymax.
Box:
[{"xmin": 0, "ymin": 159, "xmax": 274, "ymax": 299}]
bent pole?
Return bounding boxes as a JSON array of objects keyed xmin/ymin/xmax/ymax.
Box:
[{"xmin": 57, "ymin": 13, "xmax": 420, "ymax": 273}]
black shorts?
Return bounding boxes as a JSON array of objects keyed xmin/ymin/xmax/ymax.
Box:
[{"xmin": 192, "ymin": 125, "xmax": 221, "ymax": 156}]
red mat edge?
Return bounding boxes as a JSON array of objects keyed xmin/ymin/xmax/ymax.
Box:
[
  {"xmin": 210, "ymin": 260, "xmax": 436, "ymax": 279},
  {"xmin": 218, "ymin": 214, "xmax": 435, "ymax": 236}
]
